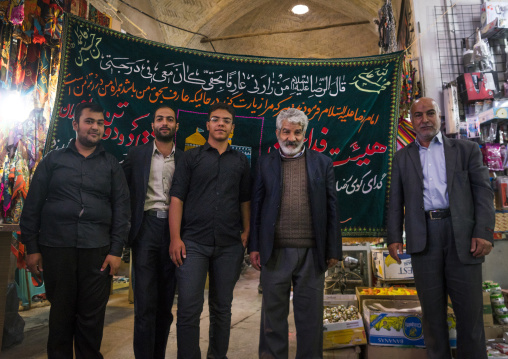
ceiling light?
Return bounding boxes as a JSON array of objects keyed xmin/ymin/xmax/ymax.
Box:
[{"xmin": 292, "ymin": 5, "xmax": 309, "ymax": 15}]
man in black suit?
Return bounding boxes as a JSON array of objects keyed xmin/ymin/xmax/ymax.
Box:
[
  {"xmin": 387, "ymin": 97, "xmax": 495, "ymax": 359},
  {"xmin": 249, "ymin": 108, "xmax": 341, "ymax": 358},
  {"xmin": 122, "ymin": 105, "xmax": 183, "ymax": 359}
]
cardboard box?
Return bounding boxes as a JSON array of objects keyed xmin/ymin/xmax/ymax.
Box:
[
  {"xmin": 372, "ymin": 249, "xmax": 413, "ymax": 280},
  {"xmin": 355, "ymin": 287, "xmax": 418, "ymax": 313},
  {"xmin": 362, "ymin": 299, "xmax": 456, "ymax": 348},
  {"xmin": 363, "ymin": 299, "xmax": 425, "ymax": 347},
  {"xmin": 323, "ymin": 346, "xmax": 360, "ymax": 358},
  {"xmin": 484, "ymin": 291, "xmax": 495, "ymax": 326},
  {"xmin": 365, "ymin": 344, "xmax": 428, "ymax": 359},
  {"xmin": 323, "ymin": 295, "xmax": 367, "ymax": 349},
  {"xmin": 485, "ymin": 325, "xmax": 508, "ymax": 339}
]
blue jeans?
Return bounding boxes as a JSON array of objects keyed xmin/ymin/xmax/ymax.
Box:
[{"xmin": 176, "ymin": 240, "xmax": 244, "ymax": 359}]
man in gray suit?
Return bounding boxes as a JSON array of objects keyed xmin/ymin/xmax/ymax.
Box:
[{"xmin": 387, "ymin": 97, "xmax": 494, "ymax": 359}]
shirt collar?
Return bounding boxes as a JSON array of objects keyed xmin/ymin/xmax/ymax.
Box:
[
  {"xmin": 415, "ymin": 131, "xmax": 443, "ymax": 148},
  {"xmin": 152, "ymin": 140, "xmax": 176, "ymax": 157},
  {"xmin": 279, "ymin": 146, "xmax": 305, "ymax": 159},
  {"xmin": 66, "ymin": 138, "xmax": 104, "ymax": 156},
  {"xmin": 204, "ymin": 141, "xmax": 231, "ymax": 152}
]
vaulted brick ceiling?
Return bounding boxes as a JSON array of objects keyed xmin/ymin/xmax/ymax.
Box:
[{"xmin": 92, "ymin": 0, "xmax": 401, "ymax": 58}]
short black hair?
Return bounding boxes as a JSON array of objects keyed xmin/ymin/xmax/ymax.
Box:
[
  {"xmin": 74, "ymin": 102, "xmax": 104, "ymax": 124},
  {"xmin": 208, "ymin": 102, "xmax": 235, "ymax": 123},
  {"xmin": 153, "ymin": 105, "xmax": 178, "ymax": 123}
]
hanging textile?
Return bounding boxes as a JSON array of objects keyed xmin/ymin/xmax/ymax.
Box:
[
  {"xmin": 35, "ymin": 44, "xmax": 50, "ymax": 107},
  {"xmin": 0, "ymin": 23, "xmax": 12, "ymax": 86},
  {"xmin": 11, "ymin": 148, "xmax": 29, "ymax": 201},
  {"xmin": 376, "ymin": 0, "xmax": 397, "ymax": 54},
  {"xmin": 44, "ymin": 2, "xmax": 62, "ymax": 40},
  {"xmin": 22, "ymin": 43, "xmax": 39, "ymax": 93},
  {"xmin": 32, "ymin": 17, "xmax": 45, "ymax": 44},
  {"xmin": 397, "ymin": 117, "xmax": 416, "ymax": 150},
  {"xmin": 0, "ymin": 0, "xmax": 11, "ymax": 21},
  {"xmin": 12, "ymin": 40, "xmax": 27, "ymax": 89},
  {"xmin": 8, "ymin": 0, "xmax": 24, "ymax": 26},
  {"xmin": 2, "ymin": 154, "xmax": 13, "ymax": 216},
  {"xmin": 399, "ymin": 57, "xmax": 418, "ymax": 118}
]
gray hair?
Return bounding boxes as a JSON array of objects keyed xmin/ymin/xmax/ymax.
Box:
[{"xmin": 276, "ymin": 108, "xmax": 309, "ymax": 134}]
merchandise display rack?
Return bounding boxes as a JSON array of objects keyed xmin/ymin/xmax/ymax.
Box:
[{"xmin": 435, "ymin": 5, "xmax": 507, "ymax": 89}]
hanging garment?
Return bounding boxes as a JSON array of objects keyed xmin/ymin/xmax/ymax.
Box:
[
  {"xmin": 8, "ymin": 0, "xmax": 24, "ymax": 26},
  {"xmin": 2, "ymin": 154, "xmax": 13, "ymax": 216},
  {"xmin": 44, "ymin": 3, "xmax": 63, "ymax": 40},
  {"xmin": 22, "ymin": 43, "xmax": 39, "ymax": 93},
  {"xmin": 35, "ymin": 45, "xmax": 50, "ymax": 107},
  {"xmin": 0, "ymin": 23, "xmax": 13, "ymax": 86}
]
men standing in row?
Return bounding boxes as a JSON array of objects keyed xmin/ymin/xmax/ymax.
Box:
[
  {"xmin": 388, "ymin": 97, "xmax": 495, "ymax": 359},
  {"xmin": 122, "ymin": 105, "xmax": 182, "ymax": 358},
  {"xmin": 20, "ymin": 102, "xmax": 131, "ymax": 359},
  {"xmin": 169, "ymin": 103, "xmax": 251, "ymax": 359},
  {"xmin": 249, "ymin": 108, "xmax": 341, "ymax": 359}
]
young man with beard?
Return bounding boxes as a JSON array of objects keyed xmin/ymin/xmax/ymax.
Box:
[
  {"xmin": 122, "ymin": 105, "xmax": 183, "ymax": 358},
  {"xmin": 20, "ymin": 102, "xmax": 130, "ymax": 358},
  {"xmin": 169, "ymin": 102, "xmax": 251, "ymax": 359},
  {"xmin": 249, "ymin": 108, "xmax": 341, "ymax": 358}
]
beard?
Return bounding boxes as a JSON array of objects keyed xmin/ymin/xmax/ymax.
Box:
[
  {"xmin": 278, "ymin": 139, "xmax": 305, "ymax": 156},
  {"xmin": 154, "ymin": 126, "xmax": 176, "ymax": 142},
  {"xmin": 77, "ymin": 131, "xmax": 101, "ymax": 148}
]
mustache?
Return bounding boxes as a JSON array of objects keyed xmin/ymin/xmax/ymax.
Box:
[{"xmin": 284, "ymin": 141, "xmax": 299, "ymax": 147}]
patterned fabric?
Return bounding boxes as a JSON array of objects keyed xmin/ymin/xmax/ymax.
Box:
[
  {"xmin": 13, "ymin": 40, "xmax": 27, "ymax": 89},
  {"xmin": 35, "ymin": 44, "xmax": 50, "ymax": 107},
  {"xmin": 0, "ymin": 0, "xmax": 11, "ymax": 21},
  {"xmin": 0, "ymin": 23, "xmax": 12, "ymax": 86},
  {"xmin": 32, "ymin": 17, "xmax": 45, "ymax": 44},
  {"xmin": 22, "ymin": 43, "xmax": 39, "ymax": 93},
  {"xmin": 2, "ymin": 154, "xmax": 13, "ymax": 216},
  {"xmin": 44, "ymin": 3, "xmax": 63, "ymax": 40},
  {"xmin": 397, "ymin": 117, "xmax": 416, "ymax": 150},
  {"xmin": 8, "ymin": 0, "xmax": 24, "ymax": 25}
]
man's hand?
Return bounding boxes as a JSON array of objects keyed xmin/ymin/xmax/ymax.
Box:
[
  {"xmin": 470, "ymin": 237, "xmax": 493, "ymax": 258},
  {"xmin": 249, "ymin": 251, "xmax": 261, "ymax": 271},
  {"xmin": 388, "ymin": 243, "xmax": 403, "ymax": 264},
  {"xmin": 327, "ymin": 258, "xmax": 339, "ymax": 269},
  {"xmin": 241, "ymin": 231, "xmax": 249, "ymax": 248},
  {"xmin": 101, "ymin": 254, "xmax": 121, "ymax": 275},
  {"xmin": 26, "ymin": 253, "xmax": 43, "ymax": 278},
  {"xmin": 169, "ymin": 238, "xmax": 186, "ymax": 267}
]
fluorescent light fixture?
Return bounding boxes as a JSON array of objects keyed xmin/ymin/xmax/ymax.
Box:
[{"xmin": 291, "ymin": 5, "xmax": 309, "ymax": 15}]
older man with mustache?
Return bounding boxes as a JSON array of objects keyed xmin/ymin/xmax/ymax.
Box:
[{"xmin": 249, "ymin": 108, "xmax": 342, "ymax": 359}]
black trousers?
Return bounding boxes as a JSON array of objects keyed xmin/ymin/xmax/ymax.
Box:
[
  {"xmin": 132, "ymin": 214, "xmax": 177, "ymax": 359},
  {"xmin": 40, "ymin": 245, "xmax": 111, "ymax": 359},
  {"xmin": 411, "ymin": 217, "xmax": 486, "ymax": 359}
]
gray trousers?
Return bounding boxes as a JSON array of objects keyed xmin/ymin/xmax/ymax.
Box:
[
  {"xmin": 411, "ymin": 216, "xmax": 486, "ymax": 359},
  {"xmin": 259, "ymin": 247, "xmax": 324, "ymax": 359}
]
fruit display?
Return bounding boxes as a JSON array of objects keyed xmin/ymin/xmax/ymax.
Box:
[
  {"xmin": 359, "ymin": 287, "xmax": 417, "ymax": 296},
  {"xmin": 323, "ymin": 305, "xmax": 361, "ymax": 324}
]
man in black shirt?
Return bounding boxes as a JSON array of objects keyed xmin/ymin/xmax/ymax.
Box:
[
  {"xmin": 20, "ymin": 102, "xmax": 130, "ymax": 359},
  {"xmin": 169, "ymin": 102, "xmax": 251, "ymax": 359}
]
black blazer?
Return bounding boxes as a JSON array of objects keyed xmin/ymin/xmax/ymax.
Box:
[
  {"xmin": 122, "ymin": 141, "xmax": 183, "ymax": 246},
  {"xmin": 387, "ymin": 135, "xmax": 495, "ymax": 264},
  {"xmin": 248, "ymin": 149, "xmax": 342, "ymax": 272}
]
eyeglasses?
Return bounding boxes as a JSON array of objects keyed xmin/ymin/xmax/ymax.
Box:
[{"xmin": 209, "ymin": 116, "xmax": 233, "ymax": 125}]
